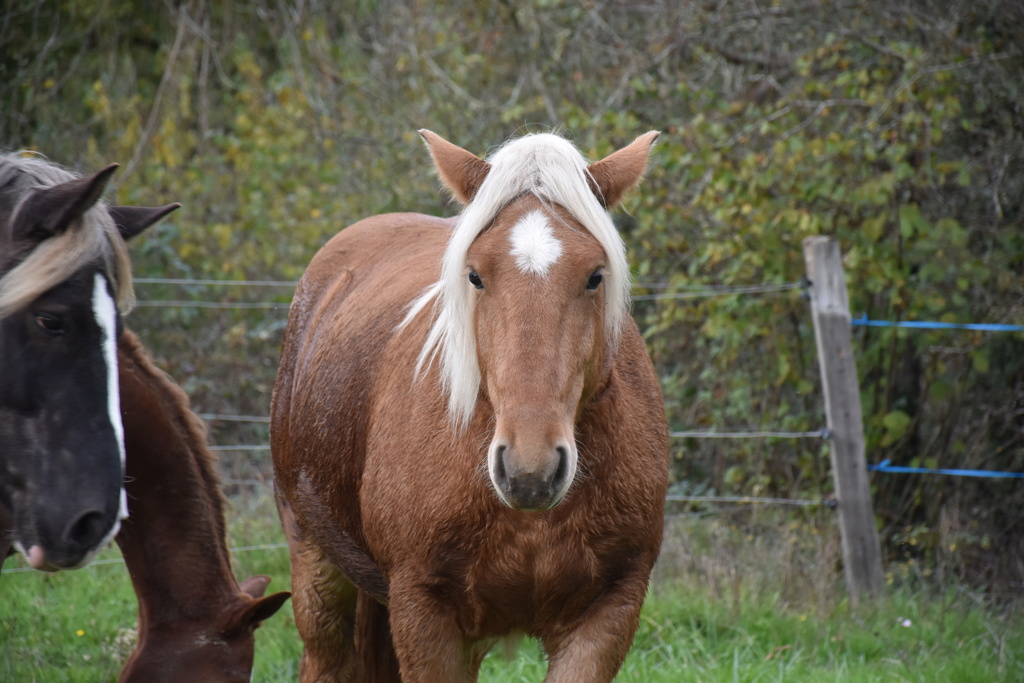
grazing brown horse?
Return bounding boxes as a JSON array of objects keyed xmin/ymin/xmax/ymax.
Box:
[
  {"xmin": 115, "ymin": 329, "xmax": 290, "ymax": 682},
  {"xmin": 272, "ymin": 130, "xmax": 668, "ymax": 681}
]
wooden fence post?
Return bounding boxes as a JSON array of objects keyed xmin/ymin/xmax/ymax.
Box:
[{"xmin": 803, "ymin": 236, "xmax": 885, "ymax": 602}]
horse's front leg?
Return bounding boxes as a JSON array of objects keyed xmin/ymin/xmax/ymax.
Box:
[
  {"xmin": 387, "ymin": 577, "xmax": 472, "ymax": 683},
  {"xmin": 541, "ymin": 575, "xmax": 650, "ymax": 683},
  {"xmin": 277, "ymin": 494, "xmax": 361, "ymax": 683}
]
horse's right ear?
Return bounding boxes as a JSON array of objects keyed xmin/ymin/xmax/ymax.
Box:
[
  {"xmin": 107, "ymin": 203, "xmax": 181, "ymax": 241},
  {"xmin": 419, "ymin": 129, "xmax": 491, "ymax": 204},
  {"xmin": 237, "ymin": 574, "xmax": 291, "ymax": 626},
  {"xmin": 10, "ymin": 164, "xmax": 119, "ymax": 245},
  {"xmin": 224, "ymin": 579, "xmax": 291, "ymax": 637}
]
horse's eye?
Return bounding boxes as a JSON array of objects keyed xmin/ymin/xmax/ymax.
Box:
[
  {"xmin": 34, "ymin": 312, "xmax": 65, "ymax": 336},
  {"xmin": 468, "ymin": 271, "xmax": 484, "ymax": 290},
  {"xmin": 586, "ymin": 271, "xmax": 603, "ymax": 291}
]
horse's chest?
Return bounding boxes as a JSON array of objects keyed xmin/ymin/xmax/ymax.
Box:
[{"xmin": 438, "ymin": 519, "xmax": 614, "ymax": 638}]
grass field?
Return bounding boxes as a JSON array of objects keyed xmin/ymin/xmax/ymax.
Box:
[{"xmin": 3, "ymin": 489, "xmax": 1022, "ymax": 682}]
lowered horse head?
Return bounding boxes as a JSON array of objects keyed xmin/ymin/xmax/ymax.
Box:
[
  {"xmin": 116, "ymin": 329, "xmax": 290, "ymax": 682},
  {"xmin": 0, "ymin": 153, "xmax": 177, "ymax": 571},
  {"xmin": 118, "ymin": 573, "xmax": 289, "ymax": 683},
  {"xmin": 411, "ymin": 129, "xmax": 658, "ymax": 511}
]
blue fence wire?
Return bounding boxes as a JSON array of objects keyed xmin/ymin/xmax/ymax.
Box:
[
  {"xmin": 852, "ymin": 314, "xmax": 1024, "ymax": 333},
  {"xmin": 851, "ymin": 313, "xmax": 1023, "ymax": 479},
  {"xmin": 868, "ymin": 459, "xmax": 1024, "ymax": 479}
]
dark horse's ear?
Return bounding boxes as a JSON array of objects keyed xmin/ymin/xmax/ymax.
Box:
[
  {"xmin": 419, "ymin": 129, "xmax": 491, "ymax": 204},
  {"xmin": 225, "ymin": 575, "xmax": 291, "ymax": 636},
  {"xmin": 586, "ymin": 131, "xmax": 660, "ymax": 209},
  {"xmin": 10, "ymin": 163, "xmax": 119, "ymax": 245},
  {"xmin": 107, "ymin": 203, "xmax": 181, "ymax": 241}
]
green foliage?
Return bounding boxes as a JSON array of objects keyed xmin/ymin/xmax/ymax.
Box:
[{"xmin": 2, "ymin": 0, "xmax": 1022, "ymax": 587}]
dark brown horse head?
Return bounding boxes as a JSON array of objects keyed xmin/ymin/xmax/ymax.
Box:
[
  {"xmin": 0, "ymin": 153, "xmax": 177, "ymax": 570},
  {"xmin": 118, "ymin": 575, "xmax": 290, "ymax": 683},
  {"xmin": 415, "ymin": 131, "xmax": 658, "ymax": 511}
]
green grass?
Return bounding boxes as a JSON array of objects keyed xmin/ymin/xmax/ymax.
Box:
[
  {"xmin": 3, "ymin": 492, "xmax": 1022, "ymax": 681},
  {"xmin": 0, "ymin": 488, "xmax": 299, "ymax": 683},
  {"xmin": 476, "ymin": 588, "xmax": 1024, "ymax": 682}
]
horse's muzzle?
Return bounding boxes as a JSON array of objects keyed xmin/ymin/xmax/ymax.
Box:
[
  {"xmin": 489, "ymin": 441, "xmax": 574, "ymax": 511},
  {"xmin": 13, "ymin": 475, "xmax": 124, "ymax": 570}
]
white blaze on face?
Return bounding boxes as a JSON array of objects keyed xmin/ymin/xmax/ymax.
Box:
[
  {"xmin": 509, "ymin": 211, "xmax": 563, "ymax": 276},
  {"xmin": 92, "ymin": 273, "xmax": 128, "ymax": 527}
]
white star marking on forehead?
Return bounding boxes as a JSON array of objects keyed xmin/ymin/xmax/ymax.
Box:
[{"xmin": 509, "ymin": 211, "xmax": 563, "ymax": 276}]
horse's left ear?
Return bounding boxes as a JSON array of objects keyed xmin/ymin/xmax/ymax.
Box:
[
  {"xmin": 235, "ymin": 574, "xmax": 291, "ymax": 629},
  {"xmin": 241, "ymin": 591, "xmax": 291, "ymax": 628},
  {"xmin": 107, "ymin": 203, "xmax": 181, "ymax": 241},
  {"xmin": 10, "ymin": 163, "xmax": 119, "ymax": 245},
  {"xmin": 419, "ymin": 129, "xmax": 491, "ymax": 204},
  {"xmin": 224, "ymin": 585, "xmax": 291, "ymax": 636},
  {"xmin": 587, "ymin": 131, "xmax": 660, "ymax": 209}
]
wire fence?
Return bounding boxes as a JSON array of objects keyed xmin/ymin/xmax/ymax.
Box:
[
  {"xmin": 852, "ymin": 314, "xmax": 1024, "ymax": 333},
  {"xmin": 1, "ymin": 543, "xmax": 290, "ymax": 575},
  {"xmin": 136, "ymin": 277, "xmax": 299, "ymax": 287},
  {"xmin": 135, "ymin": 300, "xmax": 291, "ymax": 309},
  {"xmin": 853, "ymin": 312, "xmax": 1024, "ymax": 479},
  {"xmin": 135, "ymin": 272, "xmax": 1023, "ymax": 532},
  {"xmin": 632, "ymin": 282, "xmax": 805, "ymax": 300},
  {"xmin": 5, "ymin": 271, "xmax": 1019, "ymax": 578},
  {"xmin": 867, "ymin": 459, "xmax": 1024, "ymax": 479},
  {"xmin": 132, "ymin": 278, "xmax": 809, "ymax": 308},
  {"xmin": 665, "ymin": 495, "xmax": 835, "ymax": 508},
  {"xmin": 671, "ymin": 429, "xmax": 828, "ymax": 439}
]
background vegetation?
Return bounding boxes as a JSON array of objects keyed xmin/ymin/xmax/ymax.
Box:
[{"xmin": 2, "ymin": 0, "xmax": 1022, "ymax": 665}]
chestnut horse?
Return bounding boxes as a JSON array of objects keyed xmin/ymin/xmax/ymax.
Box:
[
  {"xmin": 272, "ymin": 130, "xmax": 668, "ymax": 681},
  {"xmin": 115, "ymin": 329, "xmax": 290, "ymax": 682}
]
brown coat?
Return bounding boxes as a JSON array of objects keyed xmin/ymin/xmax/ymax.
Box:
[{"xmin": 272, "ymin": 131, "xmax": 668, "ymax": 682}]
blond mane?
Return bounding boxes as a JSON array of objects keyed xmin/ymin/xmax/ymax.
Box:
[{"xmin": 403, "ymin": 133, "xmax": 631, "ymax": 430}]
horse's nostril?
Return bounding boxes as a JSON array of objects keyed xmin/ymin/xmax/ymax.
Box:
[
  {"xmin": 64, "ymin": 510, "xmax": 108, "ymax": 548},
  {"xmin": 494, "ymin": 445, "xmax": 508, "ymax": 482},
  {"xmin": 553, "ymin": 446, "xmax": 570, "ymax": 488}
]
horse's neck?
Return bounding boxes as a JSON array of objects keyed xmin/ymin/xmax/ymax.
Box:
[{"xmin": 116, "ymin": 331, "xmax": 240, "ymax": 624}]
